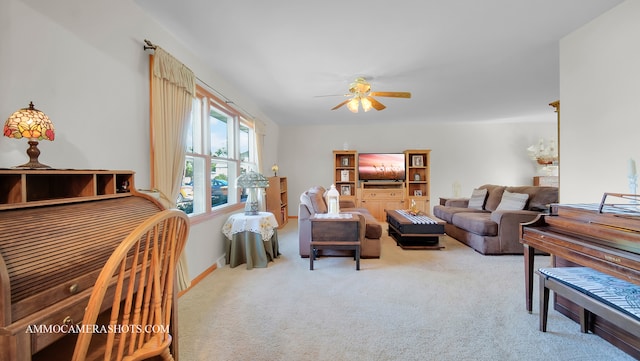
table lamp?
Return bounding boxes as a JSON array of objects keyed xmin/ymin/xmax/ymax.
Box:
[
  {"xmin": 237, "ymin": 170, "xmax": 270, "ymax": 215},
  {"xmin": 3, "ymin": 102, "xmax": 55, "ymax": 168}
]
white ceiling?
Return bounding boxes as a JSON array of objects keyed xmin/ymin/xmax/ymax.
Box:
[{"xmin": 135, "ymin": 0, "xmax": 624, "ymax": 125}]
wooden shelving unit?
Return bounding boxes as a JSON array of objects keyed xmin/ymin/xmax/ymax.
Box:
[
  {"xmin": 266, "ymin": 176, "xmax": 288, "ymax": 228},
  {"xmin": 0, "ymin": 169, "xmax": 135, "ymax": 210},
  {"xmin": 404, "ymin": 150, "xmax": 431, "ymax": 214},
  {"xmin": 333, "ymin": 150, "xmax": 357, "ymax": 203}
]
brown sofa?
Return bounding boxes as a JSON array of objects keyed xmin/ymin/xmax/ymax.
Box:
[
  {"xmin": 432, "ymin": 184, "xmax": 558, "ymax": 255},
  {"xmin": 299, "ymin": 186, "xmax": 382, "ymax": 258}
]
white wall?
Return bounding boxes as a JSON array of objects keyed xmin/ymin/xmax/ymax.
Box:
[
  {"xmin": 559, "ymin": 0, "xmax": 640, "ymax": 203},
  {"xmin": 1, "ymin": 0, "xmax": 281, "ymax": 282},
  {"xmin": 280, "ymin": 115, "xmax": 557, "ymax": 216}
]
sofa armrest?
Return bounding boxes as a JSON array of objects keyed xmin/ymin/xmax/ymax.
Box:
[
  {"xmin": 340, "ymin": 199, "xmax": 356, "ymax": 209},
  {"xmin": 491, "ymin": 210, "xmax": 542, "ymax": 247},
  {"xmin": 445, "ymin": 198, "xmax": 470, "ymax": 207}
]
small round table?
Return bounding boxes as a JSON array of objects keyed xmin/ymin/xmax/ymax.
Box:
[{"xmin": 222, "ymin": 212, "xmax": 280, "ymax": 269}]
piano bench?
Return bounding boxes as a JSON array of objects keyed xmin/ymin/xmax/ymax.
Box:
[{"xmin": 537, "ymin": 267, "xmax": 640, "ymax": 335}]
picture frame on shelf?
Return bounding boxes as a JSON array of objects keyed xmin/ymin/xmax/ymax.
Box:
[
  {"xmin": 341, "ymin": 185, "xmax": 351, "ymax": 196},
  {"xmin": 414, "ymin": 190, "xmax": 423, "ymax": 196},
  {"xmin": 341, "ymin": 156, "xmax": 349, "ymax": 166},
  {"xmin": 340, "ymin": 170, "xmax": 350, "ymax": 182},
  {"xmin": 412, "ymin": 155, "xmax": 424, "ymax": 167}
]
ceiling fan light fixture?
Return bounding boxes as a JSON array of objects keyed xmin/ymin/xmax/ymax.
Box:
[
  {"xmin": 360, "ymin": 97, "xmax": 372, "ymax": 112},
  {"xmin": 347, "ymin": 98, "xmax": 360, "ymax": 113}
]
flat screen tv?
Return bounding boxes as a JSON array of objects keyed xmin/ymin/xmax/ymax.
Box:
[{"xmin": 358, "ymin": 153, "xmax": 406, "ymax": 181}]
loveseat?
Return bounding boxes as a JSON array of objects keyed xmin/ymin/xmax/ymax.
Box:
[
  {"xmin": 299, "ymin": 186, "xmax": 382, "ymax": 258},
  {"xmin": 432, "ymin": 184, "xmax": 558, "ymax": 255}
]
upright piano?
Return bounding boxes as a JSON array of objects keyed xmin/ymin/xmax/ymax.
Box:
[
  {"xmin": 520, "ymin": 193, "xmax": 640, "ymax": 357},
  {"xmin": 0, "ymin": 169, "xmax": 168, "ymax": 361}
]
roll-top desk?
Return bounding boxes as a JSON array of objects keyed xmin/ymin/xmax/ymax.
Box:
[{"xmin": 0, "ymin": 169, "xmax": 166, "ymax": 361}]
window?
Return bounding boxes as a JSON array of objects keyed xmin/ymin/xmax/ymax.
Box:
[{"xmin": 178, "ymin": 84, "xmax": 257, "ymax": 216}]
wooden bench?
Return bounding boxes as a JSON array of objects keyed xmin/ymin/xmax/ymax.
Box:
[{"xmin": 537, "ymin": 267, "xmax": 640, "ymax": 336}]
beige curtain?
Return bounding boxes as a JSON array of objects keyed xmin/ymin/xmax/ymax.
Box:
[
  {"xmin": 150, "ymin": 47, "xmax": 195, "ymax": 291},
  {"xmin": 254, "ymin": 119, "xmax": 266, "ymax": 173}
]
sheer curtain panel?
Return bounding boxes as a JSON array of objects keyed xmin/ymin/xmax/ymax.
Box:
[{"xmin": 150, "ymin": 47, "xmax": 195, "ymax": 291}]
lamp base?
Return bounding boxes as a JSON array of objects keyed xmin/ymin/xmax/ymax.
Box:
[{"xmin": 14, "ymin": 140, "xmax": 51, "ymax": 169}]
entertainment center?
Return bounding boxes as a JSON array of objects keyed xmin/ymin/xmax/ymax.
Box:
[{"xmin": 332, "ymin": 149, "xmax": 431, "ymax": 221}]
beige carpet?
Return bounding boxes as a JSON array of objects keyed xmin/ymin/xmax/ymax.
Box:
[{"xmin": 177, "ymin": 221, "xmax": 634, "ymax": 361}]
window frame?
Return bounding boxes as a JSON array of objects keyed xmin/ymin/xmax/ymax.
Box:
[{"xmin": 179, "ymin": 84, "xmax": 257, "ymax": 221}]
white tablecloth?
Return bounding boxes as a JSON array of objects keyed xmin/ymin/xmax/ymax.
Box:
[{"xmin": 222, "ymin": 212, "xmax": 279, "ymax": 242}]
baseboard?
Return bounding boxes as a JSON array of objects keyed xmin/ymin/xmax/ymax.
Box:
[{"xmin": 177, "ymin": 262, "xmax": 218, "ymax": 298}]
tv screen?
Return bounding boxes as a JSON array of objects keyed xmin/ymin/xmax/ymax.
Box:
[{"xmin": 358, "ymin": 153, "xmax": 406, "ymax": 181}]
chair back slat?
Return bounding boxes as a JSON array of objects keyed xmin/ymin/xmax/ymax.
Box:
[{"xmin": 71, "ymin": 209, "xmax": 189, "ymax": 361}]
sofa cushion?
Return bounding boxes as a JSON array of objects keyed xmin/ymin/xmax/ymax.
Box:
[
  {"xmin": 467, "ymin": 188, "xmax": 488, "ymax": 210},
  {"xmin": 479, "ymin": 184, "xmax": 506, "ymax": 212},
  {"xmin": 527, "ymin": 186, "xmax": 558, "ymax": 211},
  {"xmin": 433, "ymin": 205, "xmax": 487, "ymax": 223},
  {"xmin": 496, "ymin": 190, "xmax": 529, "ymax": 211},
  {"xmin": 451, "ymin": 212, "xmax": 498, "ymax": 236},
  {"xmin": 307, "ymin": 186, "xmax": 327, "ymax": 213},
  {"xmin": 299, "ymin": 192, "xmax": 315, "ymax": 215}
]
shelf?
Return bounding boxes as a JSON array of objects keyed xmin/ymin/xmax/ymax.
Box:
[
  {"xmin": 404, "ymin": 150, "xmax": 431, "ymax": 213},
  {"xmin": 0, "ymin": 169, "xmax": 135, "ymax": 210},
  {"xmin": 266, "ymin": 176, "xmax": 288, "ymax": 228}
]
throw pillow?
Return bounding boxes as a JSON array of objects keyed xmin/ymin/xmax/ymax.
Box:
[
  {"xmin": 467, "ymin": 188, "xmax": 488, "ymax": 210},
  {"xmin": 496, "ymin": 190, "xmax": 529, "ymax": 211},
  {"xmin": 307, "ymin": 187, "xmax": 328, "ymax": 213}
]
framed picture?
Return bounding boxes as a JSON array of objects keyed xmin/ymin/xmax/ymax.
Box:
[
  {"xmin": 341, "ymin": 156, "xmax": 349, "ymax": 166},
  {"xmin": 412, "ymin": 155, "xmax": 423, "ymax": 167},
  {"xmin": 341, "ymin": 185, "xmax": 351, "ymax": 196},
  {"xmin": 340, "ymin": 170, "xmax": 350, "ymax": 182},
  {"xmin": 414, "ymin": 190, "xmax": 423, "ymax": 196}
]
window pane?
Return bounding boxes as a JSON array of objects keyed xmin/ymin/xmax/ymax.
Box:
[
  {"xmin": 210, "ymin": 106, "xmax": 229, "ymax": 157},
  {"xmin": 177, "ymin": 157, "xmax": 195, "ymax": 215},
  {"xmin": 239, "ymin": 123, "xmax": 249, "ymax": 162},
  {"xmin": 190, "ymin": 156, "xmax": 208, "ymax": 215},
  {"xmin": 211, "ymin": 159, "xmax": 229, "ymax": 208}
]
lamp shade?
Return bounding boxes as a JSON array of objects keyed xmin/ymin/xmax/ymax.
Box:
[
  {"xmin": 4, "ymin": 102, "xmax": 55, "ymax": 141},
  {"xmin": 236, "ymin": 171, "xmax": 270, "ymax": 215},
  {"xmin": 4, "ymin": 102, "xmax": 55, "ymax": 168},
  {"xmin": 236, "ymin": 171, "xmax": 269, "ymax": 189}
]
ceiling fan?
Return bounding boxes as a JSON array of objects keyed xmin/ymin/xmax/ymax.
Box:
[{"xmin": 329, "ymin": 77, "xmax": 411, "ymax": 113}]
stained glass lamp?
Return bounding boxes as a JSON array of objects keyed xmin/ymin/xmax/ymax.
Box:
[
  {"xmin": 3, "ymin": 102, "xmax": 55, "ymax": 168},
  {"xmin": 236, "ymin": 171, "xmax": 270, "ymax": 215}
]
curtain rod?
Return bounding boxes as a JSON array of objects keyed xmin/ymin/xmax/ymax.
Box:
[{"xmin": 143, "ymin": 39, "xmax": 259, "ymax": 122}]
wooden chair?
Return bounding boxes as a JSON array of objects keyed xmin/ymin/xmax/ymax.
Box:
[{"xmin": 71, "ymin": 209, "xmax": 190, "ymax": 361}]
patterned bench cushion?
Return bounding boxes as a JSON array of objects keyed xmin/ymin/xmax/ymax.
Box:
[{"xmin": 539, "ymin": 267, "xmax": 640, "ymax": 320}]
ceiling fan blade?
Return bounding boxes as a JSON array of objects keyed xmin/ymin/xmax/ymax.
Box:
[
  {"xmin": 314, "ymin": 94, "xmax": 350, "ymax": 98},
  {"xmin": 367, "ymin": 96, "xmax": 386, "ymax": 111},
  {"xmin": 331, "ymin": 99, "xmax": 351, "ymax": 110},
  {"xmin": 369, "ymin": 91, "xmax": 411, "ymax": 98}
]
